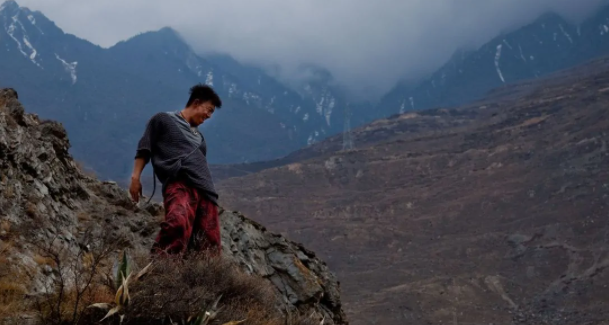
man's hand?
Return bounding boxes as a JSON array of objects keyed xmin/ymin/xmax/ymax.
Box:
[{"xmin": 129, "ymin": 177, "xmax": 142, "ymax": 203}]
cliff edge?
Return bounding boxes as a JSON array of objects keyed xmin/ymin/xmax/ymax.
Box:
[{"xmin": 0, "ymin": 88, "xmax": 347, "ymax": 325}]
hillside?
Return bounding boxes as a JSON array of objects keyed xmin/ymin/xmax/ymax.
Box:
[
  {"xmin": 215, "ymin": 56, "xmax": 609, "ymax": 325},
  {"xmin": 0, "ymin": 88, "xmax": 346, "ymax": 324}
]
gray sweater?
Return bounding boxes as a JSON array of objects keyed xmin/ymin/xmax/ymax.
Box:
[{"xmin": 135, "ymin": 111, "xmax": 218, "ymax": 204}]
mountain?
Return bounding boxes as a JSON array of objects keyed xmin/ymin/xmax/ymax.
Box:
[
  {"xmin": 0, "ymin": 0, "xmax": 345, "ymax": 180},
  {"xmin": 375, "ymin": 5, "xmax": 609, "ymax": 120},
  {"xmin": 0, "ymin": 87, "xmax": 347, "ymax": 324},
  {"xmin": 203, "ymin": 54, "xmax": 348, "ymax": 146},
  {"xmin": 6, "ymin": 0, "xmax": 609, "ymax": 182},
  {"xmin": 214, "ymin": 56, "xmax": 609, "ymax": 325}
]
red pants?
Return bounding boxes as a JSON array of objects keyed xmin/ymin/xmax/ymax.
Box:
[{"xmin": 151, "ymin": 180, "xmax": 221, "ymax": 257}]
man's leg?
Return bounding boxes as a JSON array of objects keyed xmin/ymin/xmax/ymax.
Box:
[
  {"xmin": 151, "ymin": 181, "xmax": 197, "ymax": 256},
  {"xmin": 190, "ymin": 194, "xmax": 221, "ymax": 256}
]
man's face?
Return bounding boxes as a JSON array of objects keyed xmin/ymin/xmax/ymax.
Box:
[{"xmin": 193, "ymin": 100, "xmax": 216, "ymax": 125}]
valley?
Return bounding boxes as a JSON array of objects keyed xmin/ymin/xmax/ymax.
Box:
[{"xmin": 215, "ymin": 56, "xmax": 609, "ymax": 325}]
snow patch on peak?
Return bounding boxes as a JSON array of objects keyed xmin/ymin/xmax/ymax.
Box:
[
  {"xmin": 185, "ymin": 53, "xmax": 207, "ymax": 77},
  {"xmin": 205, "ymin": 71, "xmax": 213, "ymax": 86},
  {"xmin": 6, "ymin": 14, "xmax": 42, "ymax": 68},
  {"xmin": 307, "ymin": 134, "xmax": 315, "ymax": 145},
  {"xmin": 228, "ymin": 83, "xmax": 237, "ymax": 98},
  {"xmin": 55, "ymin": 54, "xmax": 78, "ymax": 84},
  {"xmin": 22, "ymin": 37, "xmax": 37, "ymax": 61},
  {"xmin": 559, "ymin": 24, "xmax": 573, "ymax": 44},
  {"xmin": 316, "ymin": 96, "xmax": 325, "ymax": 115},
  {"xmin": 27, "ymin": 13, "xmax": 43, "ymax": 34},
  {"xmin": 325, "ymin": 96, "xmax": 335, "ymax": 126},
  {"xmin": 242, "ymin": 92, "xmax": 261, "ymax": 106},
  {"xmin": 494, "ymin": 44, "xmax": 505, "ymax": 83},
  {"xmin": 266, "ymin": 96, "xmax": 276, "ymax": 114},
  {"xmin": 518, "ymin": 45, "xmax": 527, "ymax": 62}
]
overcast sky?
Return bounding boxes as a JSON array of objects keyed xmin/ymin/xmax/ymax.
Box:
[{"xmin": 16, "ymin": 0, "xmax": 609, "ymax": 99}]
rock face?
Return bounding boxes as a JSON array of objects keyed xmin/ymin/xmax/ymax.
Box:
[
  {"xmin": 221, "ymin": 210, "xmax": 345, "ymax": 323},
  {"xmin": 0, "ymin": 88, "xmax": 347, "ymax": 324}
]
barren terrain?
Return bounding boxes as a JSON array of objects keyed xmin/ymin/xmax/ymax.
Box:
[{"xmin": 215, "ymin": 57, "xmax": 609, "ymax": 325}]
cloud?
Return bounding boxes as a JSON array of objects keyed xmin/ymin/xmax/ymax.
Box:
[{"xmin": 16, "ymin": 0, "xmax": 609, "ymax": 100}]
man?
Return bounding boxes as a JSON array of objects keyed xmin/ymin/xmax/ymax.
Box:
[{"xmin": 129, "ymin": 83, "xmax": 222, "ymax": 257}]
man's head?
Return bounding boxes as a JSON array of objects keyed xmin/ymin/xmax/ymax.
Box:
[{"xmin": 184, "ymin": 84, "xmax": 222, "ymax": 126}]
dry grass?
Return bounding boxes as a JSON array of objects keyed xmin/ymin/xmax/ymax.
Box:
[
  {"xmin": 288, "ymin": 313, "xmax": 322, "ymax": 325},
  {"xmin": 76, "ymin": 212, "xmax": 91, "ymax": 222},
  {"xmin": 0, "ymin": 220, "xmax": 10, "ymax": 234},
  {"xmin": 35, "ymin": 282, "xmax": 115, "ymax": 325},
  {"xmin": 24, "ymin": 202, "xmax": 38, "ymax": 218},
  {"xmin": 32, "ymin": 254, "xmax": 56, "ymax": 267},
  {"xmin": 0, "ymin": 224, "xmax": 325, "ymax": 325},
  {"xmin": 0, "ymin": 241, "xmax": 31, "ymax": 323},
  {"xmin": 122, "ymin": 253, "xmax": 285, "ymax": 325},
  {"xmin": 0, "ymin": 281, "xmax": 28, "ymax": 323}
]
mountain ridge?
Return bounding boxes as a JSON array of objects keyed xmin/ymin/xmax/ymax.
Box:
[
  {"xmin": 375, "ymin": 4, "xmax": 609, "ymax": 119},
  {"xmin": 0, "ymin": 0, "xmax": 345, "ymax": 180},
  {"xmin": 4, "ymin": 0, "xmax": 609, "ymax": 183}
]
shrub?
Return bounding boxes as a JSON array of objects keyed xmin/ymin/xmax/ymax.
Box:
[
  {"xmin": 30, "ymin": 231, "xmax": 118, "ymax": 325},
  {"xmin": 116, "ymin": 253, "xmax": 285, "ymax": 325},
  {"xmin": 85, "ymin": 251, "xmax": 325, "ymax": 325}
]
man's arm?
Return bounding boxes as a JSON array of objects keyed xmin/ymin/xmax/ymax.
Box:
[
  {"xmin": 129, "ymin": 113, "xmax": 162, "ymax": 202},
  {"xmin": 129, "ymin": 157, "xmax": 147, "ymax": 202},
  {"xmin": 131, "ymin": 157, "xmax": 147, "ymax": 180}
]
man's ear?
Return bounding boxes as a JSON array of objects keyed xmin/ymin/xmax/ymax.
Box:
[{"xmin": 188, "ymin": 99, "xmax": 199, "ymax": 108}]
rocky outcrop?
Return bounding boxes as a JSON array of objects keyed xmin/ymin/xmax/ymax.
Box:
[
  {"xmin": 0, "ymin": 88, "xmax": 347, "ymax": 324},
  {"xmin": 221, "ymin": 210, "xmax": 345, "ymax": 323}
]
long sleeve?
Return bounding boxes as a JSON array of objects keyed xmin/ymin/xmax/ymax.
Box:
[{"xmin": 135, "ymin": 113, "xmax": 163, "ymax": 163}]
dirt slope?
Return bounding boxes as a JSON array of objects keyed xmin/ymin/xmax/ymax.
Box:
[{"xmin": 216, "ymin": 57, "xmax": 609, "ymax": 325}]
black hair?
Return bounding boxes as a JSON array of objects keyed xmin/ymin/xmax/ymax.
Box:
[{"xmin": 186, "ymin": 83, "xmax": 222, "ymax": 108}]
